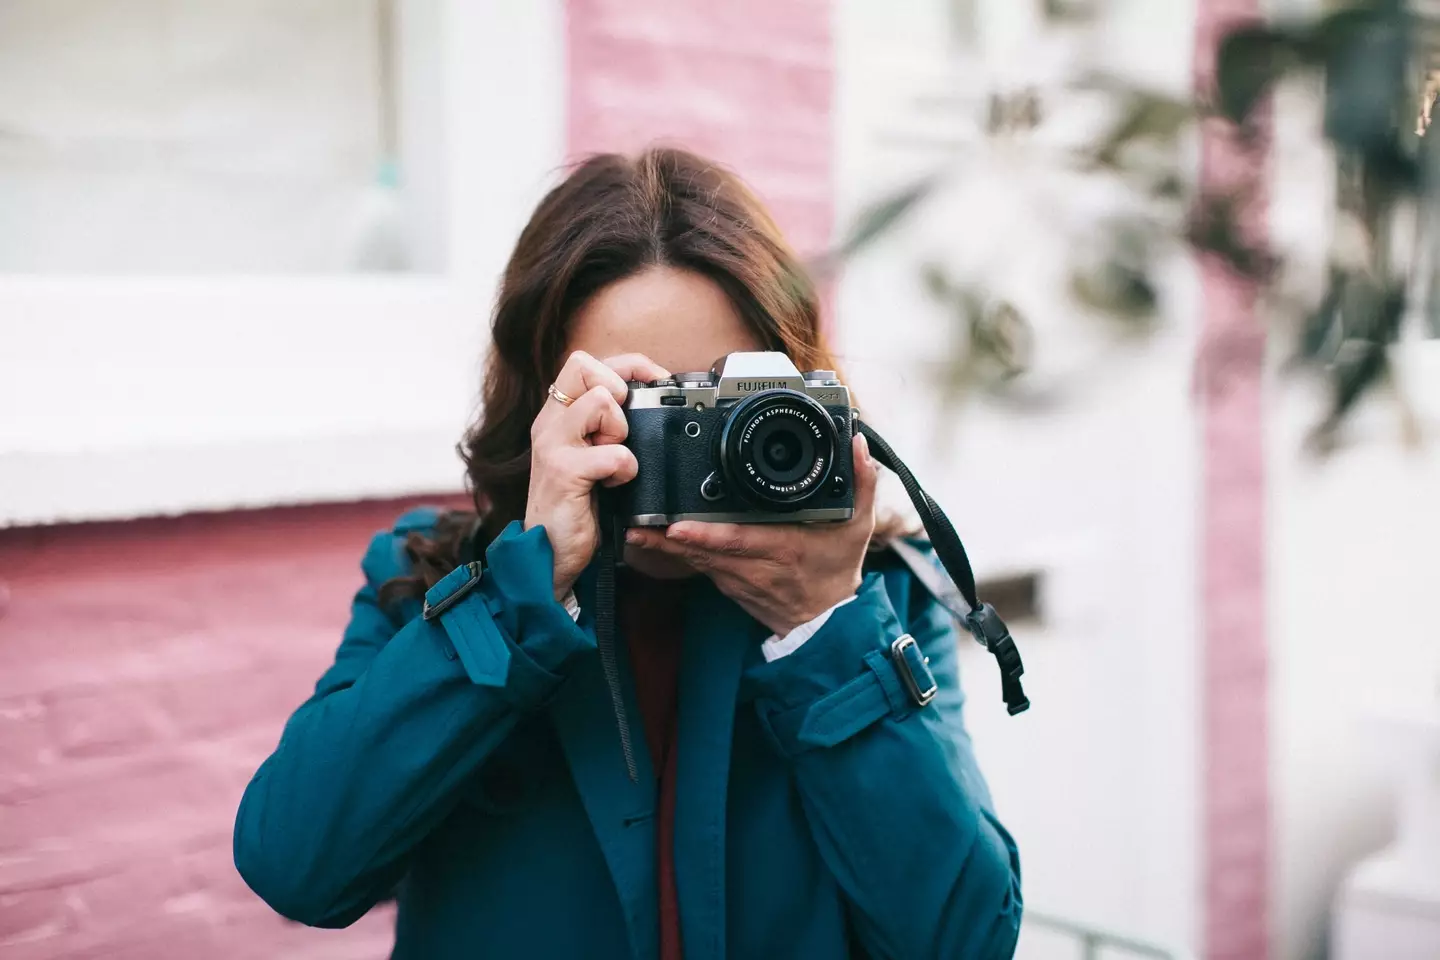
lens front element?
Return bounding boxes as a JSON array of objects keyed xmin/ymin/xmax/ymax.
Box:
[{"xmin": 719, "ymin": 391, "xmax": 837, "ymax": 508}]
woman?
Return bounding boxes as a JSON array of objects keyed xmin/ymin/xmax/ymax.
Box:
[{"xmin": 234, "ymin": 148, "xmax": 1021, "ymax": 959}]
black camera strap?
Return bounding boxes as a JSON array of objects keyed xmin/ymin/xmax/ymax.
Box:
[
  {"xmin": 592, "ymin": 421, "xmax": 1029, "ymax": 782},
  {"xmin": 854, "ymin": 419, "xmax": 1030, "ymax": 717},
  {"xmin": 594, "ymin": 492, "xmax": 640, "ymax": 782}
]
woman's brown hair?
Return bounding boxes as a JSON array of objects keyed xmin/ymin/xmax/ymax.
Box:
[{"xmin": 384, "ymin": 146, "xmax": 906, "ymax": 604}]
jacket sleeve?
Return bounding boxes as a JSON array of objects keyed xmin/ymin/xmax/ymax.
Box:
[
  {"xmin": 744, "ymin": 569, "xmax": 1023, "ymax": 960},
  {"xmin": 233, "ymin": 519, "xmax": 593, "ymax": 928}
]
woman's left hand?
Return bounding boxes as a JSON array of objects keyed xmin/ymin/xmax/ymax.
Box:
[{"xmin": 627, "ymin": 434, "xmax": 880, "ymax": 636}]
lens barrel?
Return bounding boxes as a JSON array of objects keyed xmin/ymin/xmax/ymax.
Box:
[{"xmin": 718, "ymin": 390, "xmax": 837, "ymax": 508}]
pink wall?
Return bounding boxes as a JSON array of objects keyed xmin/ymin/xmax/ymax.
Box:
[
  {"xmin": 0, "ymin": 499, "xmax": 464, "ymax": 959},
  {"xmin": 1193, "ymin": 1, "xmax": 1271, "ymax": 958},
  {"xmin": 566, "ymin": 0, "xmax": 834, "ymax": 260}
]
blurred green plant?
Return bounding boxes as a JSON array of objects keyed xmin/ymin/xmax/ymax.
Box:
[{"xmin": 827, "ymin": 0, "xmax": 1436, "ymax": 449}]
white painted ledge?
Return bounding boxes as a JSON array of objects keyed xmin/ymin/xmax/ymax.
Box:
[
  {"xmin": 0, "ymin": 277, "xmax": 486, "ymax": 527},
  {"xmin": 0, "ymin": 428, "xmax": 466, "ymax": 527}
]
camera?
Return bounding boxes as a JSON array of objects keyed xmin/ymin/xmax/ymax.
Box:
[{"xmin": 619, "ymin": 352, "xmax": 855, "ymax": 526}]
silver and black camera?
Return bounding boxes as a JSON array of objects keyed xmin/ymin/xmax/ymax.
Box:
[{"xmin": 618, "ymin": 352, "xmax": 855, "ymax": 526}]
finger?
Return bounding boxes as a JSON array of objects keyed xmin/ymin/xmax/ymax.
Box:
[
  {"xmin": 627, "ymin": 528, "xmax": 724, "ymax": 569},
  {"xmin": 553, "ymin": 350, "xmax": 631, "ymax": 406},
  {"xmin": 601, "ymin": 353, "xmax": 671, "ymax": 384},
  {"xmin": 665, "ymin": 521, "xmax": 781, "ymax": 558},
  {"xmin": 546, "ymin": 384, "xmax": 627, "ymax": 446},
  {"xmin": 574, "ymin": 443, "xmax": 639, "ymax": 487},
  {"xmin": 852, "ymin": 433, "xmax": 879, "ymax": 525},
  {"xmin": 624, "ymin": 527, "xmax": 667, "ymax": 550}
]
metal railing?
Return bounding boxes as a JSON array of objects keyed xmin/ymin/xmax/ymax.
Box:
[{"xmin": 1023, "ymin": 910, "xmax": 1194, "ymax": 960}]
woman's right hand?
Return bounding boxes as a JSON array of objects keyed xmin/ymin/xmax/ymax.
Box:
[{"xmin": 524, "ymin": 350, "xmax": 670, "ymax": 600}]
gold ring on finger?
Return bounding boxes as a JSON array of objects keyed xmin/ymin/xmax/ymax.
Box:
[{"xmin": 547, "ymin": 383, "xmax": 577, "ymax": 407}]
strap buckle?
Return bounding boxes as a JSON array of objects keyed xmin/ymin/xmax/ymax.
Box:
[
  {"xmin": 890, "ymin": 633, "xmax": 938, "ymax": 707},
  {"xmin": 965, "ymin": 603, "xmax": 1030, "ymax": 715},
  {"xmin": 422, "ymin": 561, "xmax": 484, "ymax": 621},
  {"xmin": 965, "ymin": 603, "xmax": 1012, "ymax": 660}
]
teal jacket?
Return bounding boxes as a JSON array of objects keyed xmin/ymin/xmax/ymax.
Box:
[{"xmin": 234, "ymin": 508, "xmax": 1022, "ymax": 959}]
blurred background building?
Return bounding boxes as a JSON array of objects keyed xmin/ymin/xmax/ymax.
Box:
[{"xmin": 1, "ymin": 1, "xmax": 1437, "ymax": 959}]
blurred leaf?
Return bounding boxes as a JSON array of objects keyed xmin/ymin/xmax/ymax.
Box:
[
  {"xmin": 1069, "ymin": 219, "xmax": 1164, "ymax": 324},
  {"xmin": 835, "ymin": 175, "xmax": 942, "ymax": 261},
  {"xmin": 899, "ymin": 0, "xmax": 1425, "ymax": 439},
  {"xmin": 1215, "ymin": 25, "xmax": 1296, "ymax": 123},
  {"xmin": 987, "ymin": 89, "xmax": 1044, "ymax": 134},
  {"xmin": 1355, "ymin": 282, "xmax": 1406, "ymax": 343},
  {"xmin": 1429, "ymin": 269, "xmax": 1440, "ymax": 338},
  {"xmin": 1421, "ymin": 112, "xmax": 1440, "ymax": 191},
  {"xmin": 920, "ymin": 262, "xmax": 986, "ymax": 321},
  {"xmin": 920, "ymin": 262, "xmax": 952, "ymax": 300},
  {"xmin": 1336, "ymin": 271, "xmax": 1386, "ymax": 343},
  {"xmin": 1151, "ymin": 171, "xmax": 1188, "ymax": 200},
  {"xmin": 1319, "ymin": 8, "xmax": 1409, "ymax": 152},
  {"xmin": 1042, "ymin": 0, "xmax": 1097, "ymax": 23},
  {"xmin": 1291, "ymin": 268, "xmax": 1345, "ymax": 367},
  {"xmin": 1307, "ymin": 283, "xmax": 1404, "ymax": 449},
  {"xmin": 972, "ymin": 301, "xmax": 1035, "ymax": 378},
  {"xmin": 1186, "ymin": 192, "xmax": 1278, "ymax": 281},
  {"xmin": 1070, "ymin": 265, "xmax": 1159, "ymax": 321},
  {"xmin": 920, "ymin": 267, "xmax": 1005, "ymax": 412},
  {"xmin": 1301, "ymin": 2, "xmax": 1393, "ymax": 62},
  {"xmin": 1314, "ymin": 341, "xmax": 1388, "ymax": 444},
  {"xmin": 1304, "ymin": 1, "xmax": 1410, "ymax": 75},
  {"xmin": 1360, "ymin": 138, "xmax": 1421, "ymax": 199},
  {"xmin": 1089, "ymin": 93, "xmax": 1194, "ymax": 168}
]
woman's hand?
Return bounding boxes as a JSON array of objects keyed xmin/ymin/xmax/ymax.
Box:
[
  {"xmin": 525, "ymin": 350, "xmax": 670, "ymax": 600},
  {"xmin": 627, "ymin": 434, "xmax": 880, "ymax": 636}
]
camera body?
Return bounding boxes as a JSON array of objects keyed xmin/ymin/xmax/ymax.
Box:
[{"xmin": 619, "ymin": 352, "xmax": 856, "ymax": 526}]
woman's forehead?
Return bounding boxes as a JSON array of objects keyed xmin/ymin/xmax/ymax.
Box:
[{"xmin": 566, "ymin": 266, "xmax": 763, "ymax": 375}]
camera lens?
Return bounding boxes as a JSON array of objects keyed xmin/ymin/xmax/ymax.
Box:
[{"xmin": 718, "ymin": 390, "xmax": 837, "ymax": 508}]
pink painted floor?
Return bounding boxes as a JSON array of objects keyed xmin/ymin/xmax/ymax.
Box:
[{"xmin": 0, "ymin": 497, "xmax": 464, "ymax": 960}]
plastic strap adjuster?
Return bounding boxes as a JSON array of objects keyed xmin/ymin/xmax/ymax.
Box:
[
  {"xmin": 422, "ymin": 561, "xmax": 483, "ymax": 621},
  {"xmin": 965, "ymin": 602, "xmax": 1030, "ymax": 715}
]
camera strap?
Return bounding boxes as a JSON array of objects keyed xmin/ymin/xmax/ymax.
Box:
[
  {"xmin": 592, "ymin": 422, "xmax": 1029, "ymax": 782},
  {"xmin": 594, "ymin": 494, "xmax": 641, "ymax": 783},
  {"xmin": 854, "ymin": 420, "xmax": 1030, "ymax": 717}
]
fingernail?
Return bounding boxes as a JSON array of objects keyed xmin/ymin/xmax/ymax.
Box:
[
  {"xmin": 665, "ymin": 525, "xmax": 686, "ymax": 540},
  {"xmin": 625, "ymin": 529, "xmax": 642, "ymax": 544},
  {"xmin": 857, "ymin": 434, "xmax": 869, "ymax": 455}
]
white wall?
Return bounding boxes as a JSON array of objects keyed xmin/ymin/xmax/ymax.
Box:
[
  {"xmin": 1266, "ymin": 49, "xmax": 1440, "ymax": 960},
  {"xmin": 832, "ymin": 0, "xmax": 1201, "ymax": 954},
  {"xmin": 0, "ymin": 0, "xmax": 566, "ymax": 525},
  {"xmin": 1269, "ymin": 350, "xmax": 1440, "ymax": 960}
]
